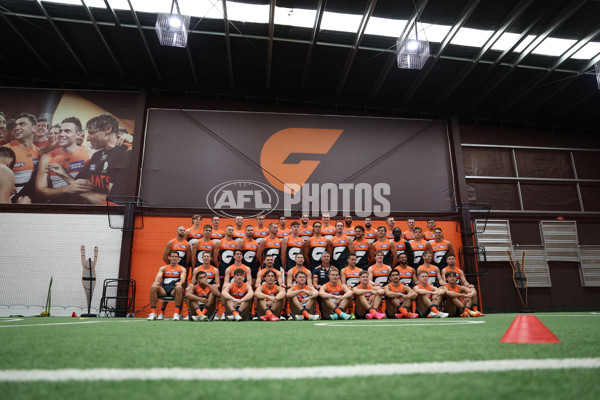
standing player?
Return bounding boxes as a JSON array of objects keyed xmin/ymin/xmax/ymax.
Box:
[
  {"xmin": 276, "ymin": 216, "xmax": 290, "ymax": 239},
  {"xmin": 431, "ymin": 227, "xmax": 455, "ymax": 269},
  {"xmin": 409, "ymin": 227, "xmax": 433, "ymax": 268},
  {"xmin": 353, "ymin": 225, "xmax": 371, "ymax": 271},
  {"xmin": 319, "ymin": 268, "xmax": 353, "ymax": 320},
  {"xmin": 403, "ymin": 218, "xmax": 416, "ymax": 242},
  {"xmin": 253, "ymin": 215, "xmax": 269, "ymax": 244},
  {"xmin": 185, "ymin": 214, "xmax": 203, "ymax": 247},
  {"xmin": 384, "ymin": 269, "xmax": 418, "ymax": 319},
  {"xmin": 353, "ymin": 270, "xmax": 386, "ymax": 319},
  {"xmin": 213, "ymin": 225, "xmax": 237, "ymax": 283},
  {"xmin": 221, "ymin": 268, "xmax": 254, "ymax": 321},
  {"xmin": 416, "ymin": 251, "xmax": 445, "ymax": 287},
  {"xmin": 370, "ymin": 226, "xmax": 397, "ymax": 267},
  {"xmin": 363, "ymin": 217, "xmax": 377, "ymax": 244},
  {"xmin": 3, "ymin": 113, "xmax": 40, "ymax": 196},
  {"xmin": 299, "ymin": 214, "xmax": 313, "ymax": 241},
  {"xmin": 304, "ymin": 221, "xmax": 330, "ymax": 270},
  {"xmin": 238, "ymin": 224, "xmax": 259, "ymax": 279},
  {"xmin": 321, "ymin": 213, "xmax": 335, "ymax": 240},
  {"xmin": 257, "ymin": 222, "xmax": 283, "ymax": 272},
  {"xmin": 162, "ymin": 225, "xmax": 190, "ymax": 268},
  {"xmin": 330, "ymin": 221, "xmax": 355, "ymax": 270},
  {"xmin": 191, "ymin": 224, "xmax": 215, "ymax": 268},
  {"xmin": 148, "ymin": 250, "xmax": 186, "ymax": 321},
  {"xmin": 287, "ymin": 271, "xmax": 320, "ymax": 320},
  {"xmin": 442, "ymin": 271, "xmax": 483, "ymax": 317},
  {"xmin": 232, "ymin": 216, "xmax": 246, "ymax": 242},
  {"xmin": 282, "ymin": 221, "xmax": 305, "ymax": 272},
  {"xmin": 255, "ymin": 270, "xmax": 286, "ymax": 321},
  {"xmin": 185, "ymin": 270, "xmax": 220, "ymax": 321},
  {"xmin": 384, "ymin": 217, "xmax": 396, "ymax": 240},
  {"xmin": 413, "ymin": 270, "xmax": 448, "ymax": 318},
  {"xmin": 210, "ymin": 216, "xmax": 224, "ymax": 243},
  {"xmin": 391, "ymin": 227, "xmax": 413, "ymax": 267},
  {"xmin": 343, "ymin": 215, "xmax": 356, "ymax": 241},
  {"xmin": 368, "ymin": 250, "xmax": 392, "ymax": 287},
  {"xmin": 424, "ymin": 219, "xmax": 437, "ymax": 242},
  {"xmin": 341, "ymin": 253, "xmax": 363, "ymax": 288}
]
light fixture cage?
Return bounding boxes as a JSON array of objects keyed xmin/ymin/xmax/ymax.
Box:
[
  {"xmin": 595, "ymin": 61, "xmax": 600, "ymax": 89},
  {"xmin": 155, "ymin": 12, "xmax": 191, "ymax": 48},
  {"xmin": 396, "ymin": 36, "xmax": 430, "ymax": 70}
]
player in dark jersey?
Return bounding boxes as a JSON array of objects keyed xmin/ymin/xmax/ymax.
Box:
[
  {"xmin": 330, "ymin": 221, "xmax": 354, "ymax": 270},
  {"xmin": 282, "ymin": 221, "xmax": 305, "ymax": 272},
  {"xmin": 352, "ymin": 225, "xmax": 372, "ymax": 270},
  {"xmin": 237, "ymin": 224, "xmax": 259, "ymax": 279},
  {"xmin": 304, "ymin": 221, "xmax": 331, "ymax": 269},
  {"xmin": 148, "ymin": 250, "xmax": 187, "ymax": 321}
]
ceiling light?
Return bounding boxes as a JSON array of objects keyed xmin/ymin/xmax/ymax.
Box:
[{"xmin": 155, "ymin": 0, "xmax": 190, "ymax": 48}]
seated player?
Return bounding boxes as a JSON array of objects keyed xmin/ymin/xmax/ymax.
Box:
[
  {"xmin": 319, "ymin": 268, "xmax": 353, "ymax": 320},
  {"xmin": 442, "ymin": 271, "xmax": 483, "ymax": 317},
  {"xmin": 257, "ymin": 254, "xmax": 284, "ymax": 287},
  {"xmin": 368, "ymin": 250, "xmax": 392, "ymax": 287},
  {"xmin": 413, "ymin": 270, "xmax": 448, "ymax": 318},
  {"xmin": 190, "ymin": 251, "xmax": 220, "ymax": 287},
  {"xmin": 287, "ymin": 271, "xmax": 320, "ymax": 320},
  {"xmin": 223, "ymin": 249, "xmax": 253, "ymax": 286},
  {"xmin": 395, "ymin": 253, "xmax": 417, "ymax": 287},
  {"xmin": 352, "ymin": 270, "xmax": 386, "ymax": 319},
  {"xmin": 221, "ymin": 268, "xmax": 254, "ymax": 321},
  {"xmin": 416, "ymin": 251, "xmax": 445, "ymax": 287},
  {"xmin": 384, "ymin": 269, "xmax": 418, "ymax": 319},
  {"xmin": 185, "ymin": 271, "xmax": 220, "ymax": 321},
  {"xmin": 255, "ymin": 270, "xmax": 286, "ymax": 321},
  {"xmin": 441, "ymin": 255, "xmax": 482, "ymax": 314},
  {"xmin": 286, "ymin": 253, "xmax": 312, "ymax": 288},
  {"xmin": 148, "ymin": 250, "xmax": 187, "ymax": 321}
]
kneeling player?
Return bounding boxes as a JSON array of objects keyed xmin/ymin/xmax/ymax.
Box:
[
  {"xmin": 384, "ymin": 269, "xmax": 418, "ymax": 319},
  {"xmin": 221, "ymin": 268, "xmax": 254, "ymax": 321},
  {"xmin": 287, "ymin": 271, "xmax": 320, "ymax": 320},
  {"xmin": 443, "ymin": 271, "xmax": 483, "ymax": 317},
  {"xmin": 319, "ymin": 268, "xmax": 353, "ymax": 320},
  {"xmin": 255, "ymin": 270, "xmax": 286, "ymax": 321},
  {"xmin": 413, "ymin": 270, "xmax": 448, "ymax": 318},
  {"xmin": 185, "ymin": 271, "xmax": 220, "ymax": 321},
  {"xmin": 352, "ymin": 270, "xmax": 386, "ymax": 319}
]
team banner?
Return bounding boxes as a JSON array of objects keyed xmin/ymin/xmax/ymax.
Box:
[
  {"xmin": 141, "ymin": 109, "xmax": 453, "ymax": 216},
  {"xmin": 0, "ymin": 88, "xmax": 140, "ymax": 205}
]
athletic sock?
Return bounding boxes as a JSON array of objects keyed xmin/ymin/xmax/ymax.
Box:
[
  {"xmin": 200, "ymin": 308, "xmax": 207, "ymax": 315},
  {"xmin": 302, "ymin": 308, "xmax": 310, "ymax": 319},
  {"xmin": 176, "ymin": 307, "xmax": 182, "ymax": 314},
  {"xmin": 430, "ymin": 306, "xmax": 439, "ymax": 313},
  {"xmin": 411, "ymin": 302, "xmax": 417, "ymax": 313},
  {"xmin": 266, "ymin": 309, "xmax": 274, "ymax": 317},
  {"xmin": 151, "ymin": 308, "xmax": 156, "ymax": 314},
  {"xmin": 369, "ymin": 308, "xmax": 377, "ymax": 316},
  {"xmin": 400, "ymin": 307, "xmax": 409, "ymax": 317},
  {"xmin": 195, "ymin": 308, "xmax": 202, "ymax": 316},
  {"xmin": 232, "ymin": 310, "xmax": 240, "ymax": 317},
  {"xmin": 334, "ymin": 308, "xmax": 343, "ymax": 316}
]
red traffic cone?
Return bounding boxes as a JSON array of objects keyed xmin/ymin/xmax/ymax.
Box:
[
  {"xmin": 72, "ymin": 312, "xmax": 78, "ymax": 317},
  {"xmin": 500, "ymin": 315, "xmax": 560, "ymax": 344}
]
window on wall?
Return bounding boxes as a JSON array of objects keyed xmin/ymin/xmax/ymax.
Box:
[{"xmin": 460, "ymin": 126, "xmax": 600, "ymax": 213}]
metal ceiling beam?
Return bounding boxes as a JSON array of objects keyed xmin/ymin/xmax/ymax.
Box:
[
  {"xmin": 368, "ymin": 0, "xmax": 429, "ymax": 100},
  {"xmin": 265, "ymin": 0, "xmax": 275, "ymax": 90},
  {"xmin": 437, "ymin": 0, "xmax": 534, "ymax": 105},
  {"xmin": 499, "ymin": 22, "xmax": 600, "ymax": 113},
  {"xmin": 301, "ymin": 0, "xmax": 326, "ymax": 91},
  {"xmin": 553, "ymin": 84, "xmax": 599, "ymax": 119},
  {"xmin": 468, "ymin": 0, "xmax": 587, "ymax": 109},
  {"xmin": 0, "ymin": 10, "xmax": 52, "ymax": 72},
  {"xmin": 222, "ymin": 0, "xmax": 234, "ymax": 91},
  {"xmin": 81, "ymin": 0, "xmax": 124, "ymax": 78},
  {"xmin": 35, "ymin": 0, "xmax": 89, "ymax": 75},
  {"xmin": 404, "ymin": 0, "xmax": 480, "ymax": 102},
  {"xmin": 335, "ymin": 0, "xmax": 378, "ymax": 96},
  {"xmin": 126, "ymin": 0, "xmax": 161, "ymax": 80},
  {"xmin": 526, "ymin": 49, "xmax": 600, "ymax": 113}
]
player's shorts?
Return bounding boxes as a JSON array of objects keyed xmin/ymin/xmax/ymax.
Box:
[{"xmin": 162, "ymin": 283, "xmax": 176, "ymax": 296}]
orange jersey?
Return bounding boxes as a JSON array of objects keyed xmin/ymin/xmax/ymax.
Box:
[
  {"xmin": 193, "ymin": 284, "xmax": 212, "ymax": 299},
  {"xmin": 343, "ymin": 226, "xmax": 356, "ymax": 241},
  {"xmin": 193, "ymin": 238, "xmax": 215, "ymax": 267},
  {"xmin": 163, "ymin": 265, "xmax": 183, "ymax": 285},
  {"xmin": 364, "ymin": 227, "xmax": 377, "ymax": 244},
  {"xmin": 232, "ymin": 229, "xmax": 246, "ymax": 241},
  {"xmin": 46, "ymin": 145, "xmax": 90, "ymax": 188},
  {"xmin": 307, "ymin": 236, "xmax": 328, "ymax": 268},
  {"xmin": 228, "ymin": 264, "xmax": 248, "ymax": 282},
  {"xmin": 284, "ymin": 236, "xmax": 305, "ymax": 270},
  {"xmin": 288, "ymin": 266, "xmax": 310, "ymax": 286},
  {"xmin": 240, "ymin": 237, "xmax": 259, "ymax": 271},
  {"xmin": 324, "ymin": 281, "xmax": 343, "ymax": 296},
  {"xmin": 416, "ymin": 282, "xmax": 434, "ymax": 299},
  {"xmin": 258, "ymin": 267, "xmax": 280, "ymax": 285},
  {"xmin": 195, "ymin": 265, "xmax": 218, "ymax": 285},
  {"xmin": 321, "ymin": 225, "xmax": 335, "ymax": 240},
  {"xmin": 331, "ymin": 235, "xmax": 350, "ymax": 269},
  {"xmin": 277, "ymin": 228, "xmax": 291, "ymax": 239},
  {"xmin": 263, "ymin": 236, "xmax": 283, "ymax": 268},
  {"xmin": 424, "ymin": 230, "xmax": 436, "ymax": 242},
  {"xmin": 5, "ymin": 141, "xmax": 40, "ymax": 187},
  {"xmin": 210, "ymin": 229, "xmax": 225, "ymax": 241},
  {"xmin": 353, "ymin": 238, "xmax": 370, "ymax": 269},
  {"xmin": 410, "ymin": 239, "xmax": 429, "ymax": 264},
  {"xmin": 253, "ymin": 226, "xmax": 269, "ymax": 243},
  {"xmin": 431, "ymin": 240, "xmax": 451, "ymax": 264},
  {"xmin": 218, "ymin": 238, "xmax": 238, "ymax": 273},
  {"xmin": 403, "ymin": 230, "xmax": 415, "ymax": 242},
  {"xmin": 171, "ymin": 238, "xmax": 189, "ymax": 266},
  {"xmin": 394, "ymin": 265, "xmax": 416, "ymax": 286},
  {"xmin": 370, "ymin": 264, "xmax": 391, "ymax": 286},
  {"xmin": 298, "ymin": 226, "xmax": 313, "ymax": 241},
  {"xmin": 292, "ymin": 284, "xmax": 311, "ymax": 302},
  {"xmin": 417, "ymin": 264, "xmax": 440, "ymax": 285},
  {"xmin": 342, "ymin": 266, "xmax": 362, "ymax": 288},
  {"xmin": 356, "ymin": 283, "xmax": 374, "ymax": 300},
  {"xmin": 260, "ymin": 283, "xmax": 280, "ymax": 297},
  {"xmin": 441, "ymin": 266, "xmax": 465, "ymax": 283},
  {"xmin": 393, "ymin": 238, "xmax": 408, "ymax": 256},
  {"xmin": 229, "ymin": 282, "xmax": 250, "ymax": 299},
  {"xmin": 386, "ymin": 282, "xmax": 408, "ymax": 295},
  {"xmin": 444, "ymin": 283, "xmax": 464, "ymax": 302},
  {"xmin": 187, "ymin": 226, "xmax": 203, "ymax": 243},
  {"xmin": 373, "ymin": 239, "xmax": 394, "ymax": 266}
]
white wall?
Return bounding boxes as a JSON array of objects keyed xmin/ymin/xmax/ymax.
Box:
[{"xmin": 0, "ymin": 213, "xmax": 123, "ymax": 316}]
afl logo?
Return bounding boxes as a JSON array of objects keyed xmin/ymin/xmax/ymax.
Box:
[{"xmin": 207, "ymin": 180, "xmax": 279, "ymax": 218}]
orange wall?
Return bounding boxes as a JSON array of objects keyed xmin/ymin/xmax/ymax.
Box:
[{"xmin": 130, "ymin": 216, "xmax": 462, "ymax": 317}]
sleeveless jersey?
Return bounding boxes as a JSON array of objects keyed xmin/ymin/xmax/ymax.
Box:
[
  {"xmin": 232, "ymin": 229, "xmax": 246, "ymax": 242},
  {"xmin": 288, "ymin": 266, "xmax": 310, "ymax": 286},
  {"xmin": 5, "ymin": 141, "xmax": 39, "ymax": 190},
  {"xmin": 386, "ymin": 282, "xmax": 407, "ymax": 295},
  {"xmin": 417, "ymin": 264, "xmax": 440, "ymax": 286},
  {"xmin": 324, "ymin": 281, "xmax": 343, "ymax": 296},
  {"xmin": 258, "ymin": 268, "xmax": 280, "ymax": 285},
  {"xmin": 46, "ymin": 145, "xmax": 89, "ymax": 188},
  {"xmin": 343, "ymin": 226, "xmax": 356, "ymax": 242},
  {"xmin": 441, "ymin": 266, "xmax": 465, "ymax": 284},
  {"xmin": 277, "ymin": 228, "xmax": 291, "ymax": 239},
  {"xmin": 186, "ymin": 226, "xmax": 203, "ymax": 247},
  {"xmin": 195, "ymin": 265, "xmax": 218, "ymax": 285},
  {"xmin": 299, "ymin": 226, "xmax": 313, "ymax": 241},
  {"xmin": 262, "ymin": 237, "xmax": 283, "ymax": 270},
  {"xmin": 261, "ymin": 284, "xmax": 279, "ymax": 297},
  {"xmin": 194, "ymin": 238, "xmax": 215, "ymax": 267},
  {"xmin": 170, "ymin": 238, "xmax": 189, "ymax": 267},
  {"xmin": 342, "ymin": 266, "xmax": 362, "ymax": 288},
  {"xmin": 353, "ymin": 238, "xmax": 370, "ymax": 270},
  {"xmin": 240, "ymin": 237, "xmax": 259, "ymax": 276},
  {"xmin": 163, "ymin": 265, "xmax": 183, "ymax": 285},
  {"xmin": 193, "ymin": 284, "xmax": 211, "ymax": 300},
  {"xmin": 410, "ymin": 239, "xmax": 429, "ymax": 266},
  {"xmin": 444, "ymin": 283, "xmax": 463, "ymax": 301},
  {"xmin": 321, "ymin": 225, "xmax": 335, "ymax": 240},
  {"xmin": 210, "ymin": 229, "xmax": 225, "ymax": 242},
  {"xmin": 403, "ymin": 230, "xmax": 415, "ymax": 242},
  {"xmin": 424, "ymin": 230, "xmax": 436, "ymax": 242},
  {"xmin": 330, "ymin": 235, "xmax": 350, "ymax": 269},
  {"xmin": 292, "ymin": 284, "xmax": 310, "ymax": 302},
  {"xmin": 357, "ymin": 284, "xmax": 374, "ymax": 301},
  {"xmin": 393, "ymin": 238, "xmax": 408, "ymax": 258},
  {"xmin": 217, "ymin": 238, "xmax": 237, "ymax": 275},
  {"xmin": 373, "ymin": 239, "xmax": 393, "ymax": 266},
  {"xmin": 284, "ymin": 237, "xmax": 305, "ymax": 271},
  {"xmin": 228, "ymin": 264, "xmax": 248, "ymax": 283},
  {"xmin": 370, "ymin": 264, "xmax": 391, "ymax": 286},
  {"xmin": 364, "ymin": 228, "xmax": 377, "ymax": 244},
  {"xmin": 229, "ymin": 282, "xmax": 249, "ymax": 299},
  {"xmin": 308, "ymin": 236, "xmax": 328, "ymax": 268},
  {"xmin": 253, "ymin": 226, "xmax": 269, "ymax": 244},
  {"xmin": 394, "ymin": 265, "xmax": 416, "ymax": 287},
  {"xmin": 431, "ymin": 240, "xmax": 451, "ymax": 265},
  {"xmin": 416, "ymin": 282, "xmax": 434, "ymax": 299}
]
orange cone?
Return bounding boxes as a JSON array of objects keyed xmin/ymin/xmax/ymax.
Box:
[{"xmin": 500, "ymin": 315, "xmax": 560, "ymax": 344}]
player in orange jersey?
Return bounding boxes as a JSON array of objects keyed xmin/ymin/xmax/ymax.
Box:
[
  {"xmin": 256, "ymin": 269, "xmax": 286, "ymax": 321},
  {"xmin": 282, "ymin": 220, "xmax": 305, "ymax": 272},
  {"xmin": 304, "ymin": 221, "xmax": 331, "ymax": 269},
  {"xmin": 232, "ymin": 216, "xmax": 246, "ymax": 242},
  {"xmin": 413, "ymin": 270, "xmax": 448, "ymax": 318},
  {"xmin": 299, "ymin": 214, "xmax": 313, "ymax": 241},
  {"xmin": 148, "ymin": 250, "xmax": 187, "ymax": 321},
  {"xmin": 190, "ymin": 251, "xmax": 220, "ymax": 287},
  {"xmin": 353, "ymin": 270, "xmax": 386, "ymax": 319},
  {"xmin": 277, "ymin": 215, "xmax": 291, "ymax": 239},
  {"xmin": 384, "ymin": 216, "xmax": 396, "ymax": 240},
  {"xmin": 320, "ymin": 213, "xmax": 335, "ymax": 240},
  {"xmin": 370, "ymin": 226, "xmax": 397, "ymax": 267},
  {"xmin": 191, "ymin": 224, "xmax": 215, "ymax": 268},
  {"xmin": 256, "ymin": 254, "xmax": 285, "ymax": 287},
  {"xmin": 363, "ymin": 217, "xmax": 377, "ymax": 244},
  {"xmin": 3, "ymin": 113, "xmax": 40, "ymax": 196},
  {"xmin": 416, "ymin": 251, "xmax": 445, "ymax": 287},
  {"xmin": 341, "ymin": 253, "xmax": 363, "ymax": 288},
  {"xmin": 185, "ymin": 214, "xmax": 203, "ymax": 247},
  {"xmin": 163, "ymin": 225, "xmax": 190, "ymax": 268},
  {"xmin": 253, "ymin": 215, "xmax": 269, "ymax": 244},
  {"xmin": 385, "ymin": 269, "xmax": 418, "ymax": 319},
  {"xmin": 423, "ymin": 219, "xmax": 437, "ymax": 242},
  {"xmin": 352, "ymin": 225, "xmax": 372, "ymax": 270},
  {"xmin": 431, "ymin": 227, "xmax": 455, "ymax": 269},
  {"xmin": 409, "ymin": 226, "xmax": 433, "ymax": 267},
  {"xmin": 403, "ymin": 218, "xmax": 416, "ymax": 242},
  {"xmin": 186, "ymin": 270, "xmax": 220, "ymax": 321},
  {"xmin": 213, "ymin": 225, "xmax": 237, "ymax": 281},
  {"xmin": 442, "ymin": 271, "xmax": 482, "ymax": 317},
  {"xmin": 343, "ymin": 215, "xmax": 356, "ymax": 241},
  {"xmin": 223, "ymin": 249, "xmax": 253, "ymax": 286},
  {"xmin": 286, "ymin": 254, "xmax": 312, "ymax": 288},
  {"xmin": 257, "ymin": 222, "xmax": 283, "ymax": 271},
  {"xmin": 210, "ymin": 216, "xmax": 224, "ymax": 243},
  {"xmin": 221, "ymin": 268, "xmax": 254, "ymax": 321},
  {"xmin": 331, "ymin": 220, "xmax": 355, "ymax": 269},
  {"xmin": 395, "ymin": 253, "xmax": 417, "ymax": 287},
  {"xmin": 368, "ymin": 250, "xmax": 392, "ymax": 287},
  {"xmin": 287, "ymin": 271, "xmax": 320, "ymax": 320},
  {"xmin": 237, "ymin": 224, "xmax": 259, "ymax": 279},
  {"xmin": 391, "ymin": 227, "xmax": 413, "ymax": 266},
  {"xmin": 319, "ymin": 268, "xmax": 353, "ymax": 320}
]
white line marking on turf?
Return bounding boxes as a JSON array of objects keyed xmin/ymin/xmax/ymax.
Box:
[
  {"xmin": 314, "ymin": 320, "xmax": 486, "ymax": 327},
  {"xmin": 0, "ymin": 358, "xmax": 598, "ymax": 382},
  {"xmin": 0, "ymin": 318, "xmax": 24, "ymax": 322},
  {"xmin": 0, "ymin": 320, "xmax": 144, "ymax": 328}
]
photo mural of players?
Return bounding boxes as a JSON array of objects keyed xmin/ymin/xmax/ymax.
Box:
[{"xmin": 0, "ymin": 89, "xmax": 140, "ymax": 205}]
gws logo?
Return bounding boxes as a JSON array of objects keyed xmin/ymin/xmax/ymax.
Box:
[
  {"xmin": 260, "ymin": 128, "xmax": 343, "ymax": 193},
  {"xmin": 207, "ymin": 180, "xmax": 279, "ymax": 218}
]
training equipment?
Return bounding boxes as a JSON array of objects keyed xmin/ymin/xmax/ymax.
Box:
[
  {"xmin": 80, "ymin": 245, "xmax": 98, "ymax": 317},
  {"xmin": 42, "ymin": 276, "xmax": 53, "ymax": 317},
  {"xmin": 507, "ymin": 250, "xmax": 530, "ymax": 312},
  {"xmin": 500, "ymin": 315, "xmax": 561, "ymax": 344}
]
